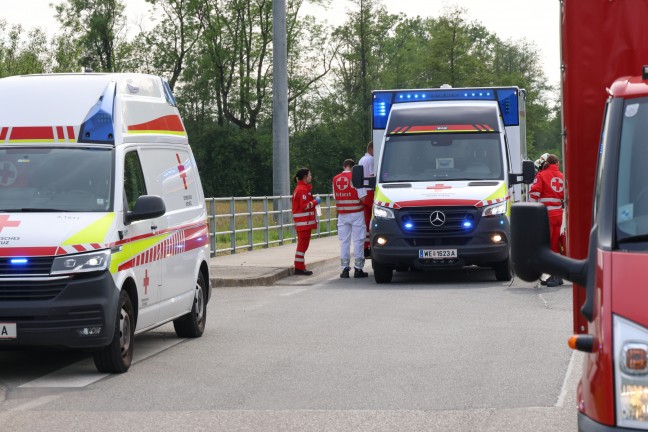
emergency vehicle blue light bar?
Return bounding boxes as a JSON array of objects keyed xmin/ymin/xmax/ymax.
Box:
[
  {"xmin": 78, "ymin": 81, "xmax": 116, "ymax": 145},
  {"xmin": 372, "ymin": 87, "xmax": 521, "ymax": 129},
  {"xmin": 10, "ymin": 258, "xmax": 28, "ymax": 265}
]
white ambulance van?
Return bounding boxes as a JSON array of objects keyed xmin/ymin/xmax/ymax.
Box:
[
  {"xmin": 0, "ymin": 73, "xmax": 212, "ymax": 373},
  {"xmin": 353, "ymin": 86, "xmax": 535, "ymax": 283}
]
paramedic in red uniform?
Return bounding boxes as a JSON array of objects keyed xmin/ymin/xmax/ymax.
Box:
[
  {"xmin": 529, "ymin": 154, "xmax": 565, "ymax": 287},
  {"xmin": 333, "ymin": 159, "xmax": 368, "ymax": 278},
  {"xmin": 358, "ymin": 141, "xmax": 374, "ymax": 257},
  {"xmin": 292, "ymin": 168, "xmax": 320, "ymax": 275}
]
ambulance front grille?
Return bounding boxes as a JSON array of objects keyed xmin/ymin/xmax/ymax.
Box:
[
  {"xmin": 0, "ymin": 280, "xmax": 65, "ymax": 301},
  {"xmin": 0, "ymin": 257, "xmax": 54, "ymax": 276},
  {"xmin": 397, "ymin": 206, "xmax": 480, "ymax": 235}
]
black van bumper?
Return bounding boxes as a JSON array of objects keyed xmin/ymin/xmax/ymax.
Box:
[
  {"xmin": 370, "ymin": 215, "xmax": 510, "ymax": 270},
  {"xmin": 0, "ymin": 271, "xmax": 118, "ymax": 349}
]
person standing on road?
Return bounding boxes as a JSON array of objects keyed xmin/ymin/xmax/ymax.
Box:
[
  {"xmin": 529, "ymin": 154, "xmax": 565, "ymax": 287},
  {"xmin": 358, "ymin": 141, "xmax": 375, "ymax": 257},
  {"xmin": 333, "ymin": 159, "xmax": 368, "ymax": 278},
  {"xmin": 292, "ymin": 168, "xmax": 320, "ymax": 276}
]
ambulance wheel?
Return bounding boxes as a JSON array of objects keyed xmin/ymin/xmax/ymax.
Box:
[
  {"xmin": 493, "ymin": 257, "xmax": 513, "ymax": 282},
  {"xmin": 372, "ymin": 261, "xmax": 393, "ymax": 284},
  {"xmin": 93, "ymin": 290, "xmax": 134, "ymax": 373},
  {"xmin": 173, "ymin": 272, "xmax": 207, "ymax": 338}
]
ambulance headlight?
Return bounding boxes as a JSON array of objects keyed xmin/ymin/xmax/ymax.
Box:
[
  {"xmin": 374, "ymin": 205, "xmax": 395, "ymax": 219},
  {"xmin": 614, "ymin": 315, "xmax": 648, "ymax": 428},
  {"xmin": 482, "ymin": 201, "xmax": 507, "ymax": 217},
  {"xmin": 51, "ymin": 250, "xmax": 111, "ymax": 275}
]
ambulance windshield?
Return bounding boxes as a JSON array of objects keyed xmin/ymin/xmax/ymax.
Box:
[
  {"xmin": 0, "ymin": 147, "xmax": 113, "ymax": 212},
  {"xmin": 616, "ymin": 98, "xmax": 648, "ymax": 246},
  {"xmin": 379, "ymin": 133, "xmax": 504, "ymax": 183}
]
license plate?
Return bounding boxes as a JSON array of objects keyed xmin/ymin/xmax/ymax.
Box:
[
  {"xmin": 0, "ymin": 323, "xmax": 16, "ymax": 339},
  {"xmin": 419, "ymin": 249, "xmax": 457, "ymax": 259}
]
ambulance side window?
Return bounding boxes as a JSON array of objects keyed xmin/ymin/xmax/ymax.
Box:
[{"xmin": 124, "ymin": 151, "xmax": 147, "ymax": 211}]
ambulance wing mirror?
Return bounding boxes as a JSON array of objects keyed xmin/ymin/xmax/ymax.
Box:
[
  {"xmin": 126, "ymin": 195, "xmax": 166, "ymax": 224},
  {"xmin": 508, "ymin": 160, "xmax": 536, "ymax": 185},
  {"xmin": 510, "ymin": 202, "xmax": 587, "ymax": 286},
  {"xmin": 352, "ymin": 165, "xmax": 376, "ymax": 189}
]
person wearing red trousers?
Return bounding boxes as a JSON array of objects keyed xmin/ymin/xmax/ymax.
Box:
[
  {"xmin": 292, "ymin": 168, "xmax": 320, "ymax": 275},
  {"xmin": 357, "ymin": 141, "xmax": 375, "ymax": 257},
  {"xmin": 529, "ymin": 154, "xmax": 565, "ymax": 287}
]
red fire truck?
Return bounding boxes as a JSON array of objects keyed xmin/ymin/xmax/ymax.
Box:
[{"xmin": 512, "ymin": 1, "xmax": 648, "ymax": 430}]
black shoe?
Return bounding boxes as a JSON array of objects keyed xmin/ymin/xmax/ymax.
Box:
[
  {"xmin": 340, "ymin": 267, "xmax": 350, "ymax": 278},
  {"xmin": 294, "ymin": 269, "xmax": 313, "ymax": 276},
  {"xmin": 364, "ymin": 249, "xmax": 371, "ymax": 259},
  {"xmin": 354, "ymin": 268, "xmax": 368, "ymax": 278},
  {"xmin": 556, "ymin": 277, "xmax": 564, "ymax": 285},
  {"xmin": 540, "ymin": 278, "xmax": 548, "ymax": 286},
  {"xmin": 546, "ymin": 276, "xmax": 559, "ymax": 288}
]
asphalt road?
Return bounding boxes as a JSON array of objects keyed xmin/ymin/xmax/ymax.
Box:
[{"xmin": 0, "ymin": 264, "xmax": 582, "ymax": 431}]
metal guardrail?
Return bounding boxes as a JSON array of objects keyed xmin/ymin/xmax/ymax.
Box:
[{"xmin": 206, "ymin": 194, "xmax": 338, "ymax": 256}]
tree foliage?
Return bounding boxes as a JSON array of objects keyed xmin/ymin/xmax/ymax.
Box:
[{"xmin": 3, "ymin": 0, "xmax": 560, "ymax": 195}]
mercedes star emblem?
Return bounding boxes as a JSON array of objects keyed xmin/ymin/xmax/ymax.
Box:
[{"xmin": 430, "ymin": 211, "xmax": 446, "ymax": 227}]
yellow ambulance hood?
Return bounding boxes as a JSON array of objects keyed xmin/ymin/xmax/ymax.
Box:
[
  {"xmin": 0, "ymin": 213, "xmax": 116, "ymax": 257},
  {"xmin": 374, "ymin": 180, "xmax": 508, "ymax": 209}
]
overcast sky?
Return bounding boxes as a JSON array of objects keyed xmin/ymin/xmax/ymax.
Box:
[{"xmin": 0, "ymin": 0, "xmax": 560, "ymax": 86}]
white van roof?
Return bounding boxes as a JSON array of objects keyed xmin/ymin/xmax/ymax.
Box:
[{"xmin": 0, "ymin": 73, "xmax": 186, "ymax": 146}]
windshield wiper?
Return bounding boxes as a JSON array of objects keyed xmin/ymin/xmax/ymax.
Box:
[
  {"xmin": 0, "ymin": 208, "xmax": 76, "ymax": 212},
  {"xmin": 618, "ymin": 234, "xmax": 648, "ymax": 244}
]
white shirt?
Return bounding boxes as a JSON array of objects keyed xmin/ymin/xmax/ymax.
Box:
[{"xmin": 357, "ymin": 152, "xmax": 374, "ymax": 199}]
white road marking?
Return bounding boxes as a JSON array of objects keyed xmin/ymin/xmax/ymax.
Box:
[
  {"xmin": 555, "ymin": 350, "xmax": 576, "ymax": 407},
  {"xmin": 9, "ymin": 395, "xmax": 60, "ymax": 411},
  {"xmin": 19, "ymin": 337, "xmax": 184, "ymax": 388},
  {"xmin": 279, "ymin": 288, "xmax": 307, "ymax": 297}
]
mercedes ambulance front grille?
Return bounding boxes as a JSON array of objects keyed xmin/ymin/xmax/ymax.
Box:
[
  {"xmin": 0, "ymin": 257, "xmax": 55, "ymax": 276},
  {"xmin": 398, "ymin": 206, "xmax": 480, "ymax": 235},
  {"xmin": 0, "ymin": 280, "xmax": 66, "ymax": 301}
]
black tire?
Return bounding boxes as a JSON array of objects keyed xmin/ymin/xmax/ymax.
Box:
[
  {"xmin": 173, "ymin": 272, "xmax": 207, "ymax": 338},
  {"xmin": 493, "ymin": 257, "xmax": 513, "ymax": 281},
  {"xmin": 372, "ymin": 260, "xmax": 393, "ymax": 284},
  {"xmin": 93, "ymin": 290, "xmax": 134, "ymax": 373}
]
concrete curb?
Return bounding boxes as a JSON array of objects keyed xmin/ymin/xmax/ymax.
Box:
[{"xmin": 210, "ymin": 256, "xmax": 339, "ymax": 288}]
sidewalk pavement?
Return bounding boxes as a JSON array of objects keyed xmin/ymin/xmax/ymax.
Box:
[{"xmin": 208, "ymin": 235, "xmax": 342, "ymax": 287}]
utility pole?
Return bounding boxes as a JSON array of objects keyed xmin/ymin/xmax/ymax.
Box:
[{"xmin": 272, "ymin": 0, "xmax": 290, "ymax": 222}]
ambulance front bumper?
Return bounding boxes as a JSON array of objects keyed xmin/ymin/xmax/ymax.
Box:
[
  {"xmin": 370, "ymin": 215, "xmax": 510, "ymax": 269},
  {"xmin": 0, "ymin": 270, "xmax": 118, "ymax": 349}
]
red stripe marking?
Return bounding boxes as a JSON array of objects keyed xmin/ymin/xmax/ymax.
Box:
[
  {"xmin": 395, "ymin": 199, "xmax": 482, "ymax": 208},
  {"xmin": 91, "ymin": 243, "xmax": 101, "ymax": 249},
  {"xmin": 56, "ymin": 126, "xmax": 64, "ymax": 141},
  {"xmin": 0, "ymin": 127, "xmax": 7, "ymax": 141},
  {"xmin": 407, "ymin": 125, "xmax": 480, "ymax": 133},
  {"xmin": 73, "ymin": 244, "xmax": 86, "ymax": 252},
  {"xmin": 10, "ymin": 126, "xmax": 55, "ymax": 140},
  {"xmin": 67, "ymin": 126, "xmax": 75, "ymax": 140},
  {"xmin": 0, "ymin": 247, "xmax": 59, "ymax": 257},
  {"xmin": 127, "ymin": 115, "xmax": 185, "ymax": 133}
]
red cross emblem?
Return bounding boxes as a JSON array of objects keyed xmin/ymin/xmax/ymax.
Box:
[
  {"xmin": 143, "ymin": 269, "xmax": 150, "ymax": 295},
  {"xmin": 0, "ymin": 215, "xmax": 20, "ymax": 233},
  {"xmin": 176, "ymin": 153, "xmax": 188, "ymax": 190},
  {"xmin": 551, "ymin": 177, "xmax": 564, "ymax": 193},
  {"xmin": 336, "ymin": 176, "xmax": 350, "ymax": 191},
  {"xmin": 0, "ymin": 161, "xmax": 18, "ymax": 187},
  {"xmin": 427, "ymin": 184, "xmax": 452, "ymax": 190}
]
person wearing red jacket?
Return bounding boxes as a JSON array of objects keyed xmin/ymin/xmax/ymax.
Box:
[
  {"xmin": 292, "ymin": 168, "xmax": 320, "ymax": 275},
  {"xmin": 529, "ymin": 154, "xmax": 565, "ymax": 287},
  {"xmin": 333, "ymin": 159, "xmax": 368, "ymax": 279}
]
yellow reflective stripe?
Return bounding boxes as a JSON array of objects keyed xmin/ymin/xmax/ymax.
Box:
[
  {"xmin": 374, "ymin": 186, "xmax": 391, "ymax": 206},
  {"xmin": 109, "ymin": 232, "xmax": 172, "ymax": 274},
  {"xmin": 483, "ymin": 182, "xmax": 507, "ymax": 203},
  {"xmin": 63, "ymin": 213, "xmax": 116, "ymax": 245}
]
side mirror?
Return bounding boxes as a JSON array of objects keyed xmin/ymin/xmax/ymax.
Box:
[
  {"xmin": 511, "ymin": 202, "xmax": 587, "ymax": 285},
  {"xmin": 352, "ymin": 165, "xmax": 365, "ymax": 189},
  {"xmin": 522, "ymin": 160, "xmax": 535, "ymax": 184},
  {"xmin": 125, "ymin": 195, "xmax": 166, "ymax": 224}
]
